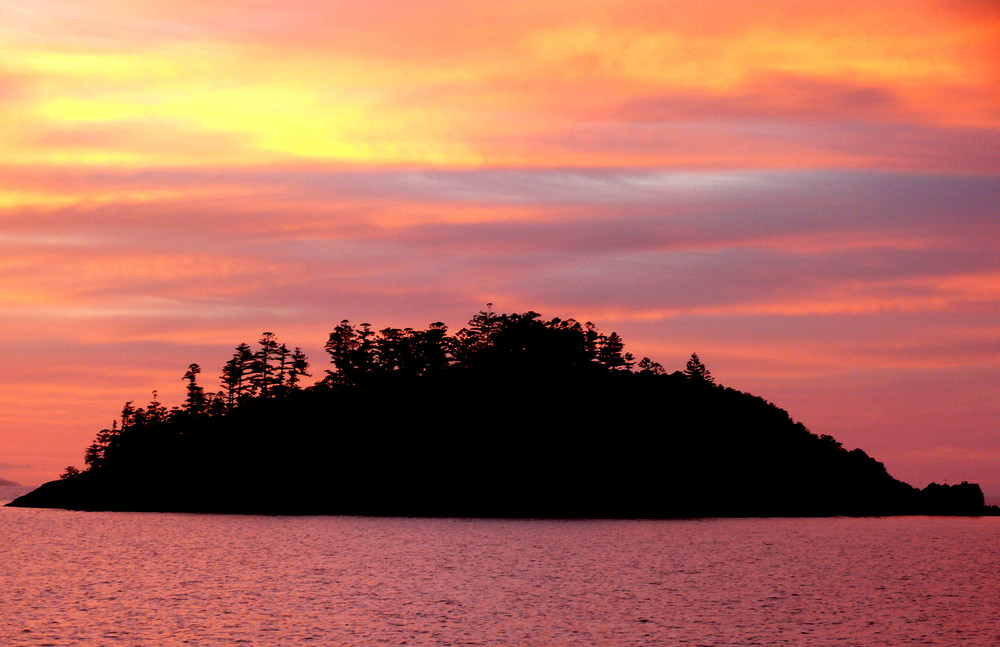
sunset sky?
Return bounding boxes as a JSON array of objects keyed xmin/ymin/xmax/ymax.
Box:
[{"xmin": 2, "ymin": 1, "xmax": 998, "ymax": 496}]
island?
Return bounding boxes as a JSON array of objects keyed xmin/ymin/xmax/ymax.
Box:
[
  {"xmin": 0, "ymin": 477, "xmax": 21, "ymax": 487},
  {"xmin": 8, "ymin": 309, "xmax": 992, "ymax": 517}
]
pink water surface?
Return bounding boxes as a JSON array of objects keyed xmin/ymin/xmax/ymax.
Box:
[{"xmin": 2, "ymin": 505, "xmax": 998, "ymax": 646}]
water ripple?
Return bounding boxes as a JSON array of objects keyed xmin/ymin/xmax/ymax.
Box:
[{"xmin": 1, "ymin": 510, "xmax": 998, "ymax": 646}]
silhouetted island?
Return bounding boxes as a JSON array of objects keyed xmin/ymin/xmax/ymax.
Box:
[
  {"xmin": 8, "ymin": 309, "xmax": 992, "ymax": 517},
  {"xmin": 0, "ymin": 477, "xmax": 21, "ymax": 487}
]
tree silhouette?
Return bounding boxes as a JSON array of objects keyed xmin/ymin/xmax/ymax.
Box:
[
  {"xmin": 182, "ymin": 363, "xmax": 207, "ymax": 414},
  {"xmin": 637, "ymin": 357, "xmax": 665, "ymax": 374},
  {"xmin": 415, "ymin": 322, "xmax": 449, "ymax": 375},
  {"xmin": 684, "ymin": 353, "xmax": 714, "ymax": 384},
  {"xmin": 325, "ymin": 320, "xmax": 360, "ymax": 384},
  {"xmin": 452, "ymin": 305, "xmax": 499, "ymax": 366},
  {"xmin": 146, "ymin": 390, "xmax": 167, "ymax": 423},
  {"xmin": 276, "ymin": 343, "xmax": 291, "ymax": 390},
  {"xmin": 287, "ymin": 347, "xmax": 310, "ymax": 389},
  {"xmin": 598, "ymin": 331, "xmax": 634, "ymax": 371},
  {"xmin": 251, "ymin": 332, "xmax": 282, "ymax": 397},
  {"xmin": 221, "ymin": 343, "xmax": 254, "ymax": 407},
  {"xmin": 83, "ymin": 441, "xmax": 103, "ymax": 469}
]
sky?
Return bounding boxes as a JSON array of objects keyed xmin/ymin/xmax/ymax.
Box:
[{"xmin": 1, "ymin": 1, "xmax": 998, "ymax": 496}]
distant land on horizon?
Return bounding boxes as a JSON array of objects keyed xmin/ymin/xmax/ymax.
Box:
[
  {"xmin": 8, "ymin": 310, "xmax": 994, "ymax": 517},
  {"xmin": 0, "ymin": 477, "xmax": 22, "ymax": 487}
]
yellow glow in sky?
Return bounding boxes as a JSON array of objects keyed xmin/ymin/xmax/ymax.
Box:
[{"xmin": 1, "ymin": 0, "xmax": 997, "ymax": 171}]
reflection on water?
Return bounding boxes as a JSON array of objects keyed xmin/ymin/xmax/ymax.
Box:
[{"xmin": 2, "ymin": 507, "xmax": 998, "ymax": 646}]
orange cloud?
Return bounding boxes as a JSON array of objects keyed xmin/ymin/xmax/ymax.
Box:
[{"xmin": 2, "ymin": 1, "xmax": 997, "ymax": 171}]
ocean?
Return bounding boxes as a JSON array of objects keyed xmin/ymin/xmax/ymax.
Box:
[{"xmin": 2, "ymin": 486, "xmax": 998, "ymax": 646}]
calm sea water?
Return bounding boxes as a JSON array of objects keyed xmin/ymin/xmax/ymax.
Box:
[{"xmin": 2, "ymin": 486, "xmax": 998, "ymax": 646}]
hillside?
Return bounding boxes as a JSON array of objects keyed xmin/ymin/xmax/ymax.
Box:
[{"xmin": 8, "ymin": 310, "xmax": 987, "ymax": 517}]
